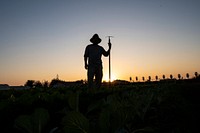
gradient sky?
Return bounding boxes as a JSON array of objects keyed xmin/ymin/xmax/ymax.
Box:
[{"xmin": 0, "ymin": 0, "xmax": 200, "ymax": 85}]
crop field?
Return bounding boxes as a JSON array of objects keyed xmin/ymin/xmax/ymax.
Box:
[{"xmin": 0, "ymin": 79, "xmax": 200, "ymax": 133}]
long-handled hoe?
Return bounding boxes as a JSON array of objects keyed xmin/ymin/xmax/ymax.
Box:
[{"xmin": 106, "ymin": 36, "xmax": 113, "ymax": 88}]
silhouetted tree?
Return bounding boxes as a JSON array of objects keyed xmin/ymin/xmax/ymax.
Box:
[
  {"xmin": 49, "ymin": 79, "xmax": 66, "ymax": 87},
  {"xmin": 136, "ymin": 76, "xmax": 138, "ymax": 82},
  {"xmin": 142, "ymin": 77, "xmax": 145, "ymax": 82},
  {"xmin": 43, "ymin": 81, "xmax": 49, "ymax": 88},
  {"xmin": 155, "ymin": 75, "xmax": 158, "ymax": 81},
  {"xmin": 50, "ymin": 79, "xmax": 60, "ymax": 87},
  {"xmin": 162, "ymin": 75, "xmax": 165, "ymax": 80},
  {"xmin": 25, "ymin": 80, "xmax": 35, "ymax": 88},
  {"xmin": 34, "ymin": 81, "xmax": 42, "ymax": 88},
  {"xmin": 178, "ymin": 74, "xmax": 181, "ymax": 80},
  {"xmin": 148, "ymin": 76, "xmax": 151, "ymax": 81},
  {"xmin": 186, "ymin": 73, "xmax": 190, "ymax": 79},
  {"xmin": 129, "ymin": 77, "xmax": 132, "ymax": 82},
  {"xmin": 195, "ymin": 72, "xmax": 198, "ymax": 78},
  {"xmin": 170, "ymin": 74, "xmax": 173, "ymax": 80}
]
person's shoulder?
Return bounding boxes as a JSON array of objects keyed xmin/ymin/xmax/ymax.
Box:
[
  {"xmin": 86, "ymin": 44, "xmax": 93, "ymax": 47},
  {"xmin": 85, "ymin": 44, "xmax": 92, "ymax": 49},
  {"xmin": 96, "ymin": 44, "xmax": 103, "ymax": 48},
  {"xmin": 98, "ymin": 45, "xmax": 105, "ymax": 50}
]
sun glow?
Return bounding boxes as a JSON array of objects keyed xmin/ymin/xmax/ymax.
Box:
[{"xmin": 103, "ymin": 73, "xmax": 117, "ymax": 82}]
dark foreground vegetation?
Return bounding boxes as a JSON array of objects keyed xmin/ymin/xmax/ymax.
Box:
[{"xmin": 0, "ymin": 79, "xmax": 200, "ymax": 133}]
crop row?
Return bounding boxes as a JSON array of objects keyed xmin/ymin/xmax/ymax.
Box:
[{"xmin": 0, "ymin": 82, "xmax": 199, "ymax": 133}]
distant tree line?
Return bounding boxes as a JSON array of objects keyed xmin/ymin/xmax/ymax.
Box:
[
  {"xmin": 130, "ymin": 72, "xmax": 199, "ymax": 82},
  {"xmin": 24, "ymin": 80, "xmax": 49, "ymax": 88},
  {"xmin": 24, "ymin": 72, "xmax": 199, "ymax": 88},
  {"xmin": 24, "ymin": 79, "xmax": 84, "ymax": 88}
]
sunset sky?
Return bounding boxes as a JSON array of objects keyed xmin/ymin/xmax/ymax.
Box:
[{"xmin": 0, "ymin": 0, "xmax": 200, "ymax": 85}]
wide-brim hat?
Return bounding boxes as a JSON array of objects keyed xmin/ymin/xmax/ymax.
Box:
[{"xmin": 90, "ymin": 34, "xmax": 101, "ymax": 44}]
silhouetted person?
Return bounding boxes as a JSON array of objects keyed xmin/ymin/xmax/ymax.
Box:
[{"xmin": 84, "ymin": 34, "xmax": 111, "ymax": 91}]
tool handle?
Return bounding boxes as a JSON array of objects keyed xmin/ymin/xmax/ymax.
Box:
[{"xmin": 108, "ymin": 37, "xmax": 111, "ymax": 49}]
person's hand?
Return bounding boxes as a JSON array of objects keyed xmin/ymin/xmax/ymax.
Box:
[
  {"xmin": 108, "ymin": 42, "xmax": 112, "ymax": 49},
  {"xmin": 85, "ymin": 64, "xmax": 88, "ymax": 70}
]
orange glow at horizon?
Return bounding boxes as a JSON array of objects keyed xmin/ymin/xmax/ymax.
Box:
[
  {"xmin": 103, "ymin": 73, "xmax": 117, "ymax": 82},
  {"xmin": 1, "ymin": 1, "xmax": 200, "ymax": 86}
]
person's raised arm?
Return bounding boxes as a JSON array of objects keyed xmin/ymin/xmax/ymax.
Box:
[
  {"xmin": 108, "ymin": 41, "xmax": 111, "ymax": 51},
  {"xmin": 103, "ymin": 42, "xmax": 112, "ymax": 57}
]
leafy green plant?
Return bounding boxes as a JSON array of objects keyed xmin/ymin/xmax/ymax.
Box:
[
  {"xmin": 62, "ymin": 111, "xmax": 90, "ymax": 133},
  {"xmin": 67, "ymin": 91, "xmax": 80, "ymax": 112},
  {"xmin": 0, "ymin": 81, "xmax": 199, "ymax": 133},
  {"xmin": 85, "ymin": 88, "xmax": 156, "ymax": 133},
  {"xmin": 14, "ymin": 108, "xmax": 50, "ymax": 133}
]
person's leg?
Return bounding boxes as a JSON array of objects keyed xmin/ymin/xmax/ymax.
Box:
[
  {"xmin": 95, "ymin": 66, "xmax": 103, "ymax": 89},
  {"xmin": 88, "ymin": 66, "xmax": 95, "ymax": 91}
]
